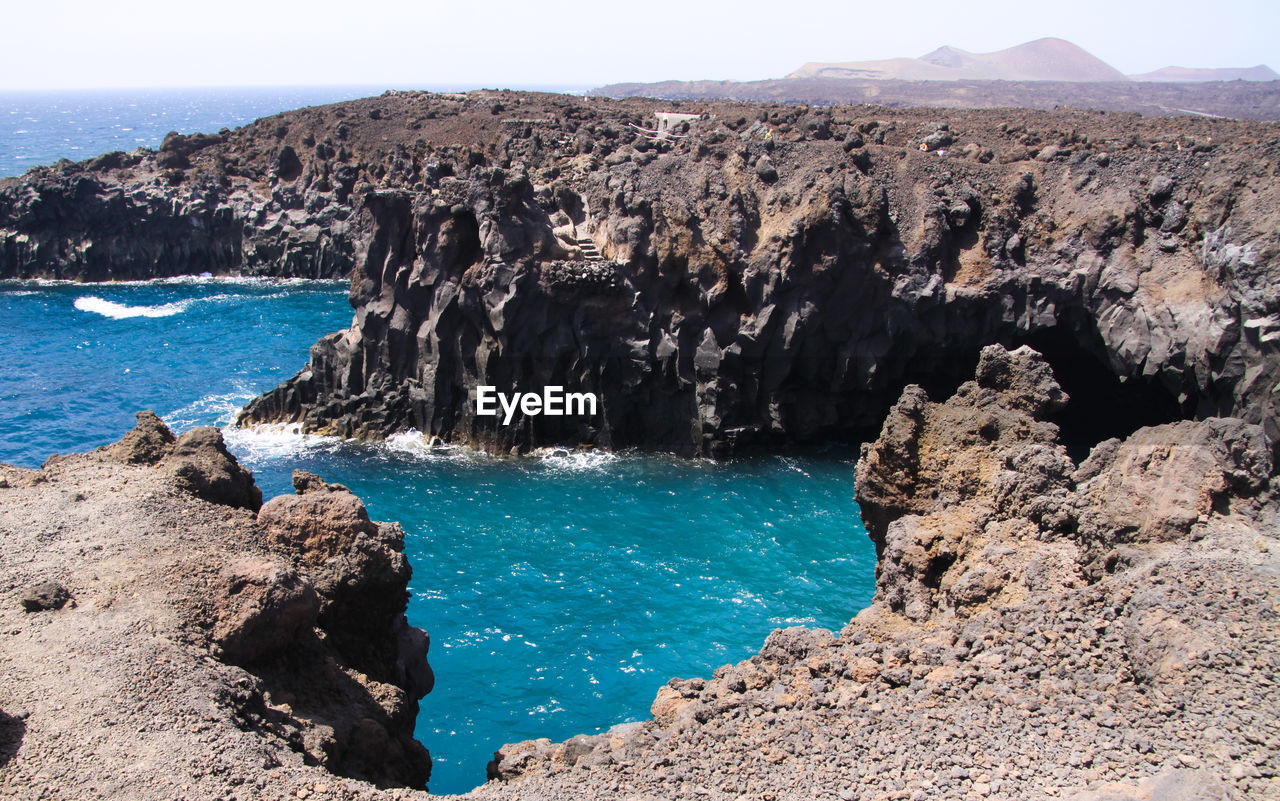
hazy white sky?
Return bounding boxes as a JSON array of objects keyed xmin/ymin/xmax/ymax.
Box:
[{"xmin": 4, "ymin": 0, "xmax": 1278, "ymax": 90}]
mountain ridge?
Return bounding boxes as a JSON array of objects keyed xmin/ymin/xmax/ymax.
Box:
[
  {"xmin": 788, "ymin": 37, "xmax": 1275, "ymax": 84},
  {"xmin": 789, "ymin": 38, "xmax": 1132, "ymax": 82},
  {"xmin": 1130, "ymin": 65, "xmax": 1280, "ymax": 82}
]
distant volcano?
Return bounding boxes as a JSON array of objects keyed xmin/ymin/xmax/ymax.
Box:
[
  {"xmin": 788, "ymin": 38, "xmax": 1277, "ymax": 84},
  {"xmin": 789, "ymin": 38, "xmax": 1131, "ymax": 82},
  {"xmin": 1129, "ymin": 65, "xmax": 1280, "ymax": 82},
  {"xmin": 593, "ymin": 36, "xmax": 1280, "ymax": 119}
]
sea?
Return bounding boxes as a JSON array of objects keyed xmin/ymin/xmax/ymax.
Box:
[{"xmin": 0, "ymin": 91, "xmax": 875, "ymax": 794}]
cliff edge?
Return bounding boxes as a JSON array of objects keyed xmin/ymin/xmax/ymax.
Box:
[
  {"xmin": 2, "ymin": 92, "xmax": 1275, "ymax": 456},
  {"xmin": 0, "ymin": 413, "xmax": 433, "ymax": 799},
  {"xmin": 227, "ymin": 95, "xmax": 1278, "ymax": 458}
]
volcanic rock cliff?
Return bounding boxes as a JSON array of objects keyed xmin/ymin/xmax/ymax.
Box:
[
  {"xmin": 226, "ymin": 94, "xmax": 1280, "ymax": 458},
  {"xmin": 2, "ymin": 92, "xmax": 1276, "ymax": 456},
  {"xmin": 0, "ymin": 413, "xmax": 433, "ymax": 798}
]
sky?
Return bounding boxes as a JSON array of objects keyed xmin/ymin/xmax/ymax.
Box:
[{"xmin": 3, "ymin": 0, "xmax": 1278, "ymax": 91}]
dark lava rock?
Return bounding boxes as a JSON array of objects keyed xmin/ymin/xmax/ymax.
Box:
[
  {"xmin": 21, "ymin": 581, "xmax": 70, "ymax": 612},
  {"xmin": 158, "ymin": 427, "xmax": 262, "ymax": 511},
  {"xmin": 755, "ymin": 156, "xmax": 779, "ymax": 182},
  {"xmin": 212, "ymin": 96, "xmax": 1277, "ymax": 460},
  {"xmin": 103, "ymin": 410, "xmax": 175, "ymax": 465}
]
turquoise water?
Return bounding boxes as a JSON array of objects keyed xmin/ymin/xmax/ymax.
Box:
[{"xmin": 0, "ymin": 281, "xmax": 875, "ymax": 793}]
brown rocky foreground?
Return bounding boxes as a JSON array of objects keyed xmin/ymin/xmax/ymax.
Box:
[
  {"xmin": 2, "ymin": 346, "xmax": 1276, "ymax": 800},
  {"xmin": 0, "ymin": 414, "xmax": 432, "ymax": 800}
]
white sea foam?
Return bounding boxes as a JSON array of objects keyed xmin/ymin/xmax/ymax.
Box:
[
  {"xmin": 70, "ymin": 283, "xmax": 332, "ymax": 320},
  {"xmin": 73, "ymin": 295, "xmax": 191, "ymax": 318},
  {"xmin": 221, "ymin": 422, "xmax": 343, "ymax": 462},
  {"xmin": 370, "ymin": 432, "xmax": 622, "ymax": 469},
  {"xmin": 145, "ymin": 275, "xmax": 346, "ymax": 288},
  {"xmin": 170, "ymin": 407, "xmax": 627, "ymax": 470},
  {"xmin": 385, "ymin": 429, "xmax": 443, "ymax": 455},
  {"xmin": 383, "ymin": 429, "xmax": 492, "ymax": 463},
  {"xmin": 533, "ymin": 447, "xmax": 619, "ymax": 471},
  {"xmin": 164, "ymin": 389, "xmax": 255, "ymax": 430}
]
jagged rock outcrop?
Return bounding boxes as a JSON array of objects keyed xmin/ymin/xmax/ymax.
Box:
[
  {"xmin": 208, "ymin": 93, "xmax": 1278, "ymax": 457},
  {"xmin": 855, "ymin": 344, "xmax": 1275, "ymax": 624},
  {"xmin": 1074, "ymin": 418, "xmax": 1272, "ymax": 549},
  {"xmin": 256, "ymin": 470, "xmax": 433, "ymax": 702},
  {"xmin": 105, "ymin": 409, "xmax": 175, "ymax": 463},
  {"xmin": 0, "ymin": 414, "xmax": 434, "ymax": 797},
  {"xmin": 105, "ymin": 411, "xmax": 262, "ymax": 510},
  {"xmin": 479, "ymin": 347, "xmax": 1278, "ymax": 800},
  {"xmin": 854, "ymin": 345, "xmax": 1081, "ymax": 621},
  {"xmin": 158, "ymin": 427, "xmax": 263, "ymax": 511}
]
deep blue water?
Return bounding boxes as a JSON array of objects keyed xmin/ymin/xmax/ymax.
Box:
[
  {"xmin": 0, "ymin": 281, "xmax": 875, "ymax": 793},
  {"xmin": 0, "ymin": 85, "xmax": 590, "ymax": 178}
]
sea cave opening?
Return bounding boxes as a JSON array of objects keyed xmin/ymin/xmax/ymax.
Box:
[{"xmin": 1013, "ymin": 324, "xmax": 1185, "ymax": 463}]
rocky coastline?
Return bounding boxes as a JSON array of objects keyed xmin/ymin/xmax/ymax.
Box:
[
  {"xmin": 1, "ymin": 92, "xmax": 1275, "ymax": 456},
  {"xmin": 2, "ymin": 90, "xmax": 1278, "ymax": 800},
  {"xmin": 477, "ymin": 345, "xmax": 1278, "ymax": 800},
  {"xmin": 232, "ymin": 93, "xmax": 1278, "ymax": 458},
  {"xmin": 3, "ymin": 349, "xmax": 1275, "ymax": 800}
]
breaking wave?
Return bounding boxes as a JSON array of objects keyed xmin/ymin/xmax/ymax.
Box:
[
  {"xmin": 74, "ymin": 295, "xmax": 191, "ymax": 318},
  {"xmin": 220, "ymin": 422, "xmax": 344, "ymax": 463}
]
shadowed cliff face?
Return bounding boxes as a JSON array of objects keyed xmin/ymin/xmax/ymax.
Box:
[
  {"xmin": 2, "ymin": 91, "xmax": 1276, "ymax": 454},
  {"xmin": 232, "ymin": 95, "xmax": 1279, "ymax": 456}
]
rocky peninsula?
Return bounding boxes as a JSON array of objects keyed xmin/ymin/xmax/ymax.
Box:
[{"xmin": 0, "ymin": 414, "xmax": 433, "ymax": 799}]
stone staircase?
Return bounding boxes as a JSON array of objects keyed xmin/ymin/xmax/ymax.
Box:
[{"xmin": 576, "ymin": 235, "xmax": 605, "ymax": 263}]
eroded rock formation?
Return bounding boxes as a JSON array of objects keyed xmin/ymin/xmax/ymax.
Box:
[
  {"xmin": 214, "ymin": 94, "xmax": 1275, "ymax": 457},
  {"xmin": 0, "ymin": 412, "xmax": 433, "ymax": 797}
]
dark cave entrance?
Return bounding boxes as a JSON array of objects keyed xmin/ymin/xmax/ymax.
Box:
[
  {"xmin": 447, "ymin": 209, "xmax": 483, "ymax": 270},
  {"xmin": 1013, "ymin": 325, "xmax": 1185, "ymax": 462},
  {"xmin": 834, "ymin": 322, "xmax": 1192, "ymax": 464}
]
